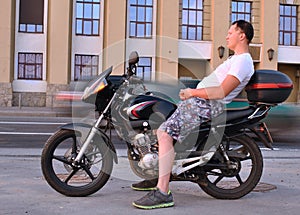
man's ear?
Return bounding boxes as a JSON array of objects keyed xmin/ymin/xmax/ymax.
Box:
[{"xmin": 240, "ymin": 32, "xmax": 246, "ymax": 42}]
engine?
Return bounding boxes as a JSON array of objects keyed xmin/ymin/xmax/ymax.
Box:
[{"xmin": 132, "ymin": 133, "xmax": 158, "ymax": 170}]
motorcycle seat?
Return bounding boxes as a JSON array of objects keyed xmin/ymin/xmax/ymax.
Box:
[
  {"xmin": 224, "ymin": 106, "xmax": 255, "ymax": 122},
  {"xmin": 204, "ymin": 105, "xmax": 255, "ymax": 126}
]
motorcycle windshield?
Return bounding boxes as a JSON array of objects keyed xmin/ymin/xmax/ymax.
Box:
[{"xmin": 82, "ymin": 66, "xmax": 113, "ymax": 100}]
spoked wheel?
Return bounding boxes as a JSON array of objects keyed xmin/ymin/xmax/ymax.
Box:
[
  {"xmin": 41, "ymin": 129, "xmax": 113, "ymax": 197},
  {"xmin": 198, "ymin": 135, "xmax": 263, "ymax": 199}
]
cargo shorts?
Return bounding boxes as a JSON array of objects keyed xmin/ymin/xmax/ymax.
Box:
[{"xmin": 159, "ymin": 97, "xmax": 224, "ymax": 143}]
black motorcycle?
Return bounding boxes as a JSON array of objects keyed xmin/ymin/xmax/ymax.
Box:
[{"xmin": 41, "ymin": 51, "xmax": 293, "ymax": 199}]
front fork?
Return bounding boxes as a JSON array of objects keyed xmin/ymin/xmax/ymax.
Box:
[
  {"xmin": 74, "ymin": 93, "xmax": 117, "ymax": 164},
  {"xmin": 74, "ymin": 127, "xmax": 100, "ymax": 164}
]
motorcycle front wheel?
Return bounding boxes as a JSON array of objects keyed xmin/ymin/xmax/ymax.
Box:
[
  {"xmin": 41, "ymin": 129, "xmax": 113, "ymax": 197},
  {"xmin": 198, "ymin": 135, "xmax": 263, "ymax": 199}
]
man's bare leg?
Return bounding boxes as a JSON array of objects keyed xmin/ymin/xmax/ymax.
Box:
[{"xmin": 156, "ymin": 130, "xmax": 175, "ymax": 193}]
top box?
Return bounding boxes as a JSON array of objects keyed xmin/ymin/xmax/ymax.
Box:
[{"xmin": 246, "ymin": 70, "xmax": 293, "ymax": 104}]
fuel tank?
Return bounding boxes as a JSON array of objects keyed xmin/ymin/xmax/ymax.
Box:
[{"xmin": 127, "ymin": 95, "xmax": 177, "ymax": 123}]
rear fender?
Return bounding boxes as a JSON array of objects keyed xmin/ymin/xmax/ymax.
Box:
[
  {"xmin": 249, "ymin": 122, "xmax": 273, "ymax": 149},
  {"xmin": 61, "ymin": 123, "xmax": 118, "ymax": 163}
]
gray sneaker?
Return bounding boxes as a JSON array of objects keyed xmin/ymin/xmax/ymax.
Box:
[
  {"xmin": 131, "ymin": 179, "xmax": 158, "ymax": 191},
  {"xmin": 132, "ymin": 188, "xmax": 174, "ymax": 209}
]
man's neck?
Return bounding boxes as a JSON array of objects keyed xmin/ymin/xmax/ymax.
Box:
[{"xmin": 233, "ymin": 45, "xmax": 250, "ymax": 55}]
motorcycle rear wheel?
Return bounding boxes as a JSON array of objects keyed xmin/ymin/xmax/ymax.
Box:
[
  {"xmin": 198, "ymin": 135, "xmax": 263, "ymax": 199},
  {"xmin": 41, "ymin": 129, "xmax": 113, "ymax": 197}
]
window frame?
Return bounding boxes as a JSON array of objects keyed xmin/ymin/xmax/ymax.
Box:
[
  {"xmin": 75, "ymin": 0, "xmax": 101, "ymax": 36},
  {"xmin": 136, "ymin": 57, "xmax": 152, "ymax": 81},
  {"xmin": 179, "ymin": 0, "xmax": 204, "ymax": 41},
  {"xmin": 231, "ymin": 0, "xmax": 252, "ymax": 23},
  {"xmin": 18, "ymin": 0, "xmax": 44, "ymax": 33},
  {"xmin": 279, "ymin": 4, "xmax": 298, "ymax": 46},
  {"xmin": 74, "ymin": 54, "xmax": 99, "ymax": 81},
  {"xmin": 128, "ymin": 0, "xmax": 153, "ymax": 38},
  {"xmin": 18, "ymin": 52, "xmax": 43, "ymax": 80}
]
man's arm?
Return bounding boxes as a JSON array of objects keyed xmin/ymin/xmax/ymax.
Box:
[{"xmin": 179, "ymin": 75, "xmax": 240, "ymax": 100}]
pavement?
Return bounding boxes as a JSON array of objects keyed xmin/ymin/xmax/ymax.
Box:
[
  {"xmin": 0, "ymin": 106, "xmax": 300, "ymax": 214},
  {"xmin": 0, "ymin": 106, "xmax": 73, "ymax": 117},
  {"xmin": 0, "ymin": 147, "xmax": 300, "ymax": 215}
]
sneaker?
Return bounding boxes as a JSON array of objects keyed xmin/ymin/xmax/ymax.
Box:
[
  {"xmin": 131, "ymin": 179, "xmax": 158, "ymax": 191},
  {"xmin": 132, "ymin": 188, "xmax": 174, "ymax": 209}
]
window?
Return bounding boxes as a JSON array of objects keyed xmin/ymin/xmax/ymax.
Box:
[
  {"xmin": 18, "ymin": 53, "xmax": 43, "ymax": 80},
  {"xmin": 231, "ymin": 1, "xmax": 252, "ymax": 23},
  {"xmin": 137, "ymin": 57, "xmax": 152, "ymax": 81},
  {"xmin": 129, "ymin": 0, "xmax": 153, "ymax": 38},
  {"xmin": 74, "ymin": 55, "xmax": 99, "ymax": 81},
  {"xmin": 279, "ymin": 4, "xmax": 297, "ymax": 46},
  {"xmin": 180, "ymin": 0, "xmax": 203, "ymax": 40},
  {"xmin": 76, "ymin": 0, "xmax": 101, "ymax": 36},
  {"xmin": 19, "ymin": 0, "xmax": 44, "ymax": 33}
]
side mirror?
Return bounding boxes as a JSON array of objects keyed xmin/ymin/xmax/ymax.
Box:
[{"xmin": 129, "ymin": 51, "xmax": 139, "ymax": 65}]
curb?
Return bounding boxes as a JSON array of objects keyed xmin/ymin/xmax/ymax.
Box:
[{"xmin": 0, "ymin": 107, "xmax": 72, "ymax": 117}]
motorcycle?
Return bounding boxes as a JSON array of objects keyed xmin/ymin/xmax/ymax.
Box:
[{"xmin": 41, "ymin": 51, "xmax": 293, "ymax": 199}]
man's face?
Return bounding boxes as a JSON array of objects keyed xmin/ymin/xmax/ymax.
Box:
[{"xmin": 226, "ymin": 24, "xmax": 244, "ymax": 50}]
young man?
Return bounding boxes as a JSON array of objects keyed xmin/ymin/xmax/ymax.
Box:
[{"xmin": 132, "ymin": 20, "xmax": 255, "ymax": 209}]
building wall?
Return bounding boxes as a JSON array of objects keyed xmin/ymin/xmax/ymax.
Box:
[
  {"xmin": 251, "ymin": 0, "xmax": 261, "ymax": 44},
  {"xmin": 46, "ymin": 0, "xmax": 72, "ymax": 107},
  {"xmin": 0, "ymin": 0, "xmax": 14, "ymax": 106},
  {"xmin": 210, "ymin": 0, "xmax": 231, "ymax": 69},
  {"xmin": 278, "ymin": 64, "xmax": 300, "ymax": 102},
  {"xmin": 156, "ymin": 0, "xmax": 179, "ymax": 80},
  {"xmin": 0, "ymin": 0, "xmax": 299, "ymax": 107},
  {"xmin": 103, "ymin": 0, "xmax": 126, "ymax": 75}
]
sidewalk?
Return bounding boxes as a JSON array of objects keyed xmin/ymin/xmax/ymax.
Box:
[
  {"xmin": 0, "ymin": 106, "xmax": 72, "ymax": 117},
  {"xmin": 0, "ymin": 147, "xmax": 299, "ymax": 215}
]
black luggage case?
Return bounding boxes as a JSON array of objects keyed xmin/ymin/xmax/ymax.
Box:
[{"xmin": 246, "ymin": 70, "xmax": 293, "ymax": 104}]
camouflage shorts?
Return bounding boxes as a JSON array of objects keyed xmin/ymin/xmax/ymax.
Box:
[{"xmin": 159, "ymin": 97, "xmax": 224, "ymax": 143}]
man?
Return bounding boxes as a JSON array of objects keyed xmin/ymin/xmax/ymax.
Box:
[{"xmin": 132, "ymin": 20, "xmax": 255, "ymax": 209}]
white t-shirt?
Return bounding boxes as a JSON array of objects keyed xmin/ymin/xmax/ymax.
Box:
[{"xmin": 196, "ymin": 53, "xmax": 254, "ymax": 104}]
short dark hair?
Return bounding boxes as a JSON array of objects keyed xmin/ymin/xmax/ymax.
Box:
[{"xmin": 232, "ymin": 20, "xmax": 254, "ymax": 44}]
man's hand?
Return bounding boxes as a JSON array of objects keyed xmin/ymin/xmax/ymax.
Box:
[{"xmin": 179, "ymin": 88, "xmax": 193, "ymax": 100}]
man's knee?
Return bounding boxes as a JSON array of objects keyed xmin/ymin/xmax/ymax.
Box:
[{"xmin": 157, "ymin": 129, "xmax": 167, "ymax": 139}]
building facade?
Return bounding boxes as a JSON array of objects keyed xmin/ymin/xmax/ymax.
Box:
[{"xmin": 0, "ymin": 0, "xmax": 299, "ymax": 107}]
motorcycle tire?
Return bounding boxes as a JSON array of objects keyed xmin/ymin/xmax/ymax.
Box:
[
  {"xmin": 198, "ymin": 135, "xmax": 263, "ymax": 199},
  {"xmin": 41, "ymin": 129, "xmax": 113, "ymax": 197}
]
